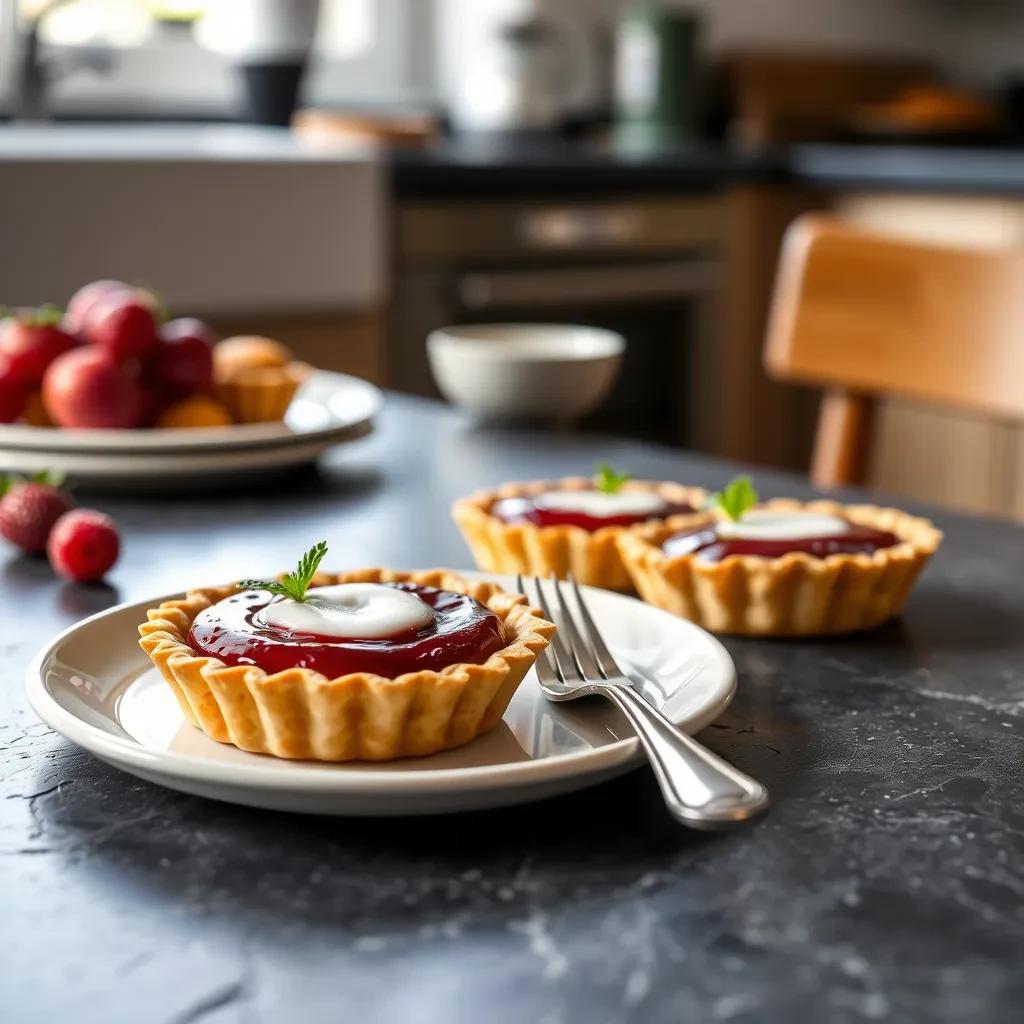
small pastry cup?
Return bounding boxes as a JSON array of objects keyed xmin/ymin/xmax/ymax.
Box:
[
  {"xmin": 215, "ymin": 361, "xmax": 311, "ymax": 424},
  {"xmin": 452, "ymin": 478, "xmax": 708, "ymax": 592},
  {"xmin": 615, "ymin": 499, "xmax": 942, "ymax": 636},
  {"xmin": 138, "ymin": 569, "xmax": 554, "ymax": 762}
]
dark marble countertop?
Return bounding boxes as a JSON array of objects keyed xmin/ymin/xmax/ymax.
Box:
[
  {"xmin": 390, "ymin": 136, "xmax": 1024, "ymax": 198},
  {"xmin": 389, "ymin": 137, "xmax": 783, "ymax": 197},
  {"xmin": 4, "ymin": 395, "xmax": 1024, "ymax": 1023}
]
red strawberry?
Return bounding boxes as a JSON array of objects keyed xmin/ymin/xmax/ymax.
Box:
[
  {"xmin": 42, "ymin": 347, "xmax": 141, "ymax": 429},
  {"xmin": 0, "ymin": 355, "xmax": 30, "ymax": 423},
  {"xmin": 65, "ymin": 280, "xmax": 130, "ymax": 337},
  {"xmin": 47, "ymin": 509, "xmax": 120, "ymax": 582},
  {"xmin": 84, "ymin": 289, "xmax": 160, "ymax": 361},
  {"xmin": 0, "ymin": 306, "xmax": 77, "ymax": 384},
  {"xmin": 0, "ymin": 480, "xmax": 75, "ymax": 554},
  {"xmin": 154, "ymin": 318, "xmax": 215, "ymax": 396}
]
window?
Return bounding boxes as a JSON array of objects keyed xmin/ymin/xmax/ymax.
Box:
[{"xmin": 3, "ymin": 0, "xmax": 432, "ymax": 117}]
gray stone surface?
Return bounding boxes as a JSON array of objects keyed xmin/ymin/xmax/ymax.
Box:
[{"xmin": 3, "ymin": 395, "xmax": 1023, "ymax": 1023}]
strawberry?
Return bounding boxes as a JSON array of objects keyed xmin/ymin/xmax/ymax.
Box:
[
  {"xmin": 42, "ymin": 347, "xmax": 142, "ymax": 429},
  {"xmin": 65, "ymin": 280, "xmax": 130, "ymax": 337},
  {"xmin": 0, "ymin": 355, "xmax": 30, "ymax": 423},
  {"xmin": 84, "ymin": 289, "xmax": 160, "ymax": 362},
  {"xmin": 47, "ymin": 509, "xmax": 120, "ymax": 582},
  {"xmin": 0, "ymin": 306, "xmax": 76, "ymax": 384},
  {"xmin": 154, "ymin": 318, "xmax": 215, "ymax": 396},
  {"xmin": 0, "ymin": 478, "xmax": 75, "ymax": 554}
]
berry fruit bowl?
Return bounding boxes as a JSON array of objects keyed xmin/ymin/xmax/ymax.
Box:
[{"xmin": 0, "ymin": 370, "xmax": 381, "ymax": 485}]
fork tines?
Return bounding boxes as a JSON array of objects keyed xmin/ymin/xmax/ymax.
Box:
[{"xmin": 517, "ymin": 573, "xmax": 624, "ymax": 689}]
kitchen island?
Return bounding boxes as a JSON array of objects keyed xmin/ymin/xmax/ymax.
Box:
[{"xmin": 3, "ymin": 395, "xmax": 1023, "ymax": 1023}]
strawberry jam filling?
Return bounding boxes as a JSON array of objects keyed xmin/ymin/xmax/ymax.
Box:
[
  {"xmin": 490, "ymin": 491, "xmax": 694, "ymax": 532},
  {"xmin": 662, "ymin": 522, "xmax": 900, "ymax": 563},
  {"xmin": 188, "ymin": 582, "xmax": 507, "ymax": 678}
]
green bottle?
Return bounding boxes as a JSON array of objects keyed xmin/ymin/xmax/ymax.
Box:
[{"xmin": 614, "ymin": 3, "xmax": 702, "ymax": 150}]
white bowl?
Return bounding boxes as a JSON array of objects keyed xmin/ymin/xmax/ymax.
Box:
[{"xmin": 427, "ymin": 324, "xmax": 625, "ymax": 422}]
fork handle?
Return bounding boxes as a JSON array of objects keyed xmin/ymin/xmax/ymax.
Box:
[{"xmin": 599, "ymin": 684, "xmax": 769, "ymax": 830}]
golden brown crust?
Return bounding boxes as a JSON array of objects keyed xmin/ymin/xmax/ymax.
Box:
[
  {"xmin": 213, "ymin": 335, "xmax": 295, "ymax": 373},
  {"xmin": 214, "ymin": 361, "xmax": 311, "ymax": 423},
  {"xmin": 615, "ymin": 498, "xmax": 942, "ymax": 636},
  {"xmin": 138, "ymin": 569, "xmax": 554, "ymax": 761},
  {"xmin": 452, "ymin": 477, "xmax": 709, "ymax": 592}
]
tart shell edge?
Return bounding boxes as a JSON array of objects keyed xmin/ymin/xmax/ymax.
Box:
[
  {"xmin": 615, "ymin": 498, "xmax": 942, "ymax": 636},
  {"xmin": 138, "ymin": 568, "xmax": 554, "ymax": 762},
  {"xmin": 452, "ymin": 477, "xmax": 709, "ymax": 592}
]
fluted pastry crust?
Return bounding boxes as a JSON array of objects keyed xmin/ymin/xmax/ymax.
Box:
[
  {"xmin": 452, "ymin": 478, "xmax": 708, "ymax": 592},
  {"xmin": 214, "ymin": 361, "xmax": 311, "ymax": 423},
  {"xmin": 615, "ymin": 499, "xmax": 942, "ymax": 636},
  {"xmin": 138, "ymin": 569, "xmax": 554, "ymax": 761}
]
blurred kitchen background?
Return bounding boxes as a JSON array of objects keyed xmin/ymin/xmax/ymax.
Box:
[{"xmin": 4, "ymin": 0, "xmax": 1024, "ymax": 518}]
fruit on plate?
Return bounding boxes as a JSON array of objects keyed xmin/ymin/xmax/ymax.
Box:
[
  {"xmin": 47, "ymin": 508, "xmax": 120, "ymax": 583},
  {"xmin": 0, "ymin": 306, "xmax": 77, "ymax": 385},
  {"xmin": 156, "ymin": 395, "xmax": 232, "ymax": 429},
  {"xmin": 64, "ymin": 279, "xmax": 130, "ymax": 336},
  {"xmin": 82, "ymin": 287, "xmax": 160, "ymax": 361},
  {"xmin": 212, "ymin": 335, "xmax": 294, "ymax": 375},
  {"xmin": 21, "ymin": 392, "xmax": 53, "ymax": 427},
  {"xmin": 153, "ymin": 318, "xmax": 214, "ymax": 396},
  {"xmin": 0, "ymin": 355, "xmax": 30, "ymax": 423},
  {"xmin": 213, "ymin": 335, "xmax": 309, "ymax": 424},
  {"xmin": 10, "ymin": 278, "xmax": 308, "ymax": 430},
  {"xmin": 43, "ymin": 347, "xmax": 141, "ymax": 429},
  {"xmin": 0, "ymin": 476, "xmax": 75, "ymax": 554}
]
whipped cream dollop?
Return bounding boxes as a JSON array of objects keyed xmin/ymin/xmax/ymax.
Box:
[
  {"xmin": 253, "ymin": 583, "xmax": 435, "ymax": 640},
  {"xmin": 716, "ymin": 509, "xmax": 850, "ymax": 541},
  {"xmin": 534, "ymin": 489, "xmax": 667, "ymax": 519}
]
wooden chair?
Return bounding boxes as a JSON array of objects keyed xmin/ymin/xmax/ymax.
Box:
[{"xmin": 764, "ymin": 214, "xmax": 1024, "ymax": 488}]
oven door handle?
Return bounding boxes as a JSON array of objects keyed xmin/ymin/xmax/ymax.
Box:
[{"xmin": 456, "ymin": 260, "xmax": 720, "ymax": 311}]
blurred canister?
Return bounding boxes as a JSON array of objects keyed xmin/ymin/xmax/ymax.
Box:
[
  {"xmin": 614, "ymin": 3, "xmax": 701, "ymax": 149},
  {"xmin": 197, "ymin": 0, "xmax": 321, "ymax": 126}
]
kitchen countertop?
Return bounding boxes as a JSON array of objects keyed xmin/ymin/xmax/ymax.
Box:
[
  {"xmin": 390, "ymin": 135, "xmax": 1024, "ymax": 198},
  {"xmin": 0, "ymin": 122, "xmax": 377, "ymax": 162},
  {"xmin": 0, "ymin": 123, "xmax": 384, "ymax": 315},
  {"xmin": 3, "ymin": 395, "xmax": 1024, "ymax": 1023},
  {"xmin": 389, "ymin": 137, "xmax": 784, "ymax": 197},
  {"xmin": 787, "ymin": 143, "xmax": 1024, "ymax": 194},
  {"xmin": 5, "ymin": 123, "xmax": 1022, "ymax": 197}
]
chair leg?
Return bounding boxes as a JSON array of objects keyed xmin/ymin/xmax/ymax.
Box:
[{"xmin": 811, "ymin": 391, "xmax": 875, "ymax": 489}]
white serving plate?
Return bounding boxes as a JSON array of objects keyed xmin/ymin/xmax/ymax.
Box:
[
  {"xmin": 26, "ymin": 573, "xmax": 736, "ymax": 816},
  {"xmin": 0, "ymin": 370, "xmax": 381, "ymax": 482}
]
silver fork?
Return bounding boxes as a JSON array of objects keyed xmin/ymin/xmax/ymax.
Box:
[{"xmin": 519, "ymin": 574, "xmax": 770, "ymax": 830}]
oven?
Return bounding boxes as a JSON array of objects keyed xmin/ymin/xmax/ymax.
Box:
[{"xmin": 388, "ymin": 195, "xmax": 724, "ymax": 447}]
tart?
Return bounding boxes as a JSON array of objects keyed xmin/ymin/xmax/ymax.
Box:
[
  {"xmin": 137, "ymin": 545, "xmax": 554, "ymax": 761},
  {"xmin": 616, "ymin": 477, "xmax": 942, "ymax": 636},
  {"xmin": 452, "ymin": 465, "xmax": 707, "ymax": 592},
  {"xmin": 212, "ymin": 335, "xmax": 310, "ymax": 424}
]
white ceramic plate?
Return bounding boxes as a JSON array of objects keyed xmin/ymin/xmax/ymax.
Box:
[
  {"xmin": 26, "ymin": 573, "xmax": 736, "ymax": 816},
  {"xmin": 0, "ymin": 370, "xmax": 381, "ymax": 482}
]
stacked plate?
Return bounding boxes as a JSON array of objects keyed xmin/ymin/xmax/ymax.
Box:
[{"xmin": 0, "ymin": 370, "xmax": 381, "ymax": 485}]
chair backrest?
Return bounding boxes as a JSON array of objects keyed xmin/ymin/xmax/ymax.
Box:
[{"xmin": 765, "ymin": 214, "xmax": 1024, "ymax": 487}]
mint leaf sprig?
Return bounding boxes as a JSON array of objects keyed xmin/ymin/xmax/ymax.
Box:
[
  {"xmin": 709, "ymin": 475, "xmax": 758, "ymax": 523},
  {"xmin": 239, "ymin": 540, "xmax": 328, "ymax": 603},
  {"xmin": 593, "ymin": 463, "xmax": 631, "ymax": 495}
]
